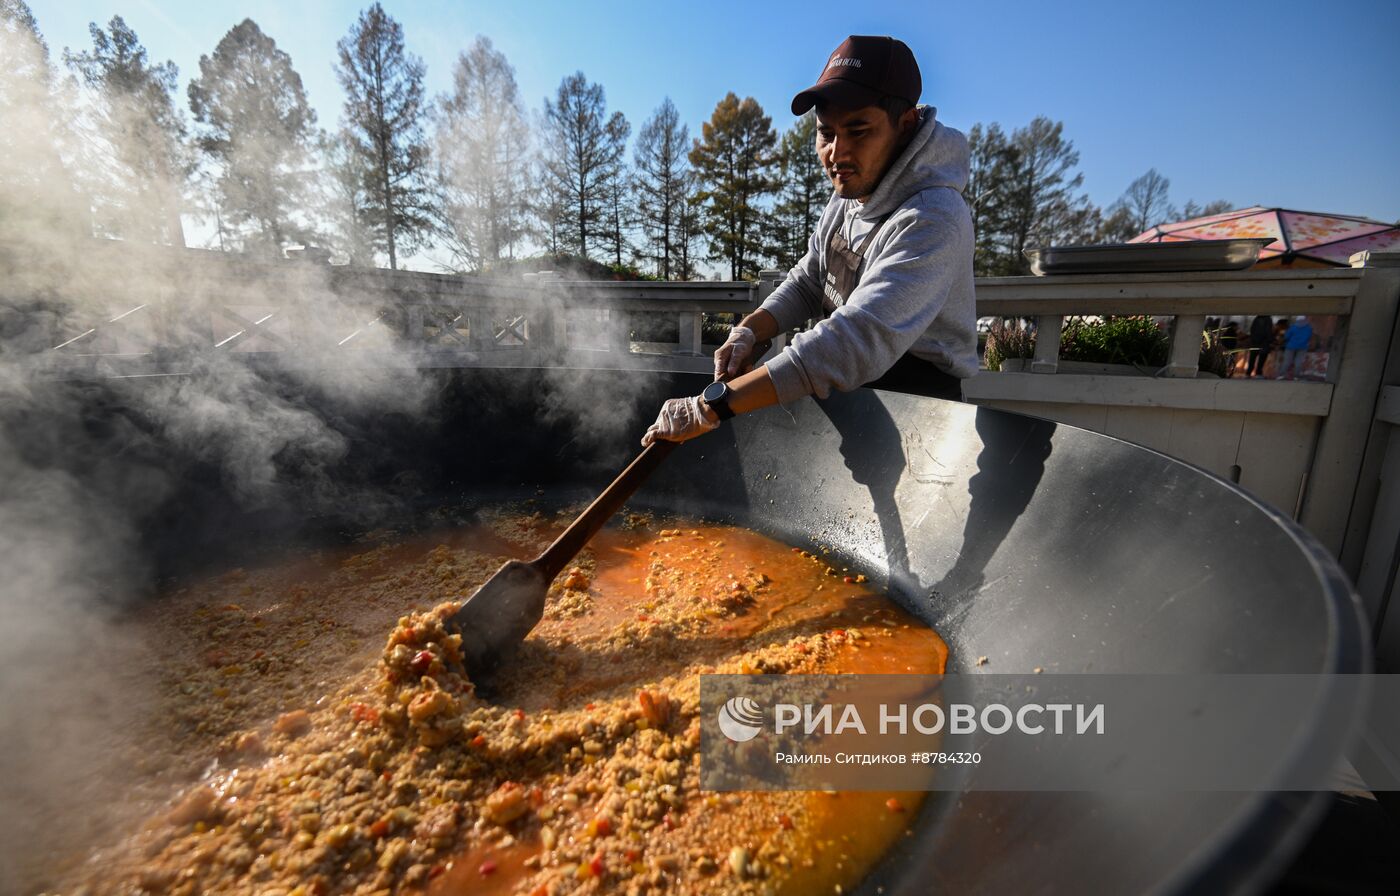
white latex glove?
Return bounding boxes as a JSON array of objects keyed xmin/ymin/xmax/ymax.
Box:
[
  {"xmin": 641, "ymin": 395, "xmax": 720, "ymax": 446},
  {"xmin": 713, "ymin": 325, "xmax": 758, "ymax": 381}
]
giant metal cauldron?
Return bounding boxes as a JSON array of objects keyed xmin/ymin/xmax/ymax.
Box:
[{"xmin": 143, "ymin": 367, "xmax": 1369, "ymax": 895}]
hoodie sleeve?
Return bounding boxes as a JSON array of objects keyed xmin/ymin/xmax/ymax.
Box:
[
  {"xmin": 764, "ymin": 201, "xmax": 971, "ymax": 404},
  {"xmin": 756, "ymin": 208, "xmax": 832, "ymax": 331}
]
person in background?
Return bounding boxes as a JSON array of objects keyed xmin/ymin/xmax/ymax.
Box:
[
  {"xmin": 1246, "ymin": 314, "xmax": 1274, "ymax": 378},
  {"xmin": 642, "ymin": 35, "xmax": 977, "ymax": 447},
  {"xmin": 1265, "ymin": 319, "xmax": 1288, "ymax": 377},
  {"xmin": 1276, "ymin": 315, "xmax": 1314, "ymax": 381}
]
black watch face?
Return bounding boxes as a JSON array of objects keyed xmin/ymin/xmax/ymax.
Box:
[{"xmin": 702, "ymin": 381, "xmax": 734, "ymax": 419}]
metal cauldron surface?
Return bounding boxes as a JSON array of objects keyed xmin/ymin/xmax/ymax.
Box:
[{"xmin": 132, "ymin": 367, "xmax": 1368, "ymax": 895}]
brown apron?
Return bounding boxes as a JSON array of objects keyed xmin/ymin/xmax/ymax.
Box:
[{"xmin": 822, "ymin": 212, "xmax": 893, "ymax": 314}]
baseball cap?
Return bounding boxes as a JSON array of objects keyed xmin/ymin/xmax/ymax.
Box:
[{"xmin": 791, "ymin": 35, "xmax": 922, "ymax": 116}]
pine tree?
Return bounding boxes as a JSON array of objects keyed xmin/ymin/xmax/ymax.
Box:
[
  {"xmin": 535, "ymin": 155, "xmax": 566, "ymax": 258},
  {"xmin": 1001, "ymin": 117, "xmax": 1086, "ymax": 274},
  {"xmin": 600, "ymin": 172, "xmax": 633, "ymax": 268},
  {"xmin": 673, "ymin": 184, "xmax": 703, "ymax": 280},
  {"xmin": 434, "ymin": 36, "xmax": 532, "ymax": 273},
  {"xmin": 768, "ymin": 112, "xmax": 827, "ymax": 270},
  {"xmin": 1048, "ymin": 196, "xmax": 1105, "ymax": 246},
  {"xmin": 334, "ymin": 3, "xmax": 434, "ymax": 269},
  {"xmin": 64, "ymin": 16, "xmax": 187, "ymax": 245},
  {"xmin": 689, "ymin": 93, "xmax": 777, "ymax": 280},
  {"xmin": 1095, "ymin": 203, "xmax": 1139, "ymax": 243},
  {"xmin": 188, "ymin": 19, "xmax": 318, "ymax": 257},
  {"xmin": 964, "ymin": 122, "xmax": 1020, "ymax": 275},
  {"xmin": 538, "ymin": 72, "xmax": 629, "ymax": 261},
  {"xmin": 319, "ymin": 127, "xmax": 376, "ymax": 264},
  {"xmin": 633, "ymin": 98, "xmax": 690, "ymax": 278},
  {"xmin": 0, "ymin": 0, "xmax": 86, "ymax": 242}
]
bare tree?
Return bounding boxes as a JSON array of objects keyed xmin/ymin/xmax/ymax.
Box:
[
  {"xmin": 1121, "ymin": 168, "xmax": 1173, "ymax": 234},
  {"xmin": 433, "ymin": 36, "xmax": 532, "ymax": 273},
  {"xmin": 188, "ymin": 19, "xmax": 318, "ymax": 257},
  {"xmin": 538, "ymin": 72, "xmax": 629, "ymax": 260},
  {"xmin": 1104, "ymin": 170, "xmax": 1232, "ymax": 240},
  {"xmin": 633, "ymin": 98, "xmax": 691, "ymax": 278},
  {"xmin": 1180, "ymin": 198, "xmax": 1234, "ymax": 220},
  {"xmin": 64, "ymin": 16, "xmax": 187, "ymax": 245},
  {"xmin": 335, "ymin": 2, "xmax": 434, "ymax": 269}
]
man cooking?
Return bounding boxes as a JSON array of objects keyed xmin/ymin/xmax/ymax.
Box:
[{"xmin": 643, "ymin": 34, "xmax": 977, "ymax": 447}]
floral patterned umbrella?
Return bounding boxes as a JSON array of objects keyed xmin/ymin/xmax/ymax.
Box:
[{"xmin": 1129, "ymin": 206, "xmax": 1400, "ymax": 267}]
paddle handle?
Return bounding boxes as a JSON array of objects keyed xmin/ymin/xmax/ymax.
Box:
[{"xmin": 533, "ymin": 439, "xmax": 678, "ymax": 580}]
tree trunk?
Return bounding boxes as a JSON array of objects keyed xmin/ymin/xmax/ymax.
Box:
[
  {"xmin": 612, "ymin": 191, "xmax": 622, "ymax": 267},
  {"xmin": 661, "ymin": 184, "xmax": 671, "ymax": 279},
  {"xmin": 578, "ymin": 190, "xmax": 587, "ymax": 258},
  {"xmin": 374, "ymin": 48, "xmax": 397, "ymax": 270},
  {"xmin": 168, "ymin": 207, "xmax": 186, "ymax": 249},
  {"xmin": 383, "ymin": 151, "xmax": 397, "ymax": 269}
]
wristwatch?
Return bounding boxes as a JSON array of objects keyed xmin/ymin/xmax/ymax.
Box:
[{"xmin": 701, "ymin": 381, "xmax": 736, "ymax": 421}]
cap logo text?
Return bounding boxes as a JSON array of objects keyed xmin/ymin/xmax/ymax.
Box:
[{"xmin": 827, "ymin": 55, "xmax": 863, "ymax": 69}]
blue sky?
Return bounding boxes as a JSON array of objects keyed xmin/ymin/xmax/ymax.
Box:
[{"xmin": 29, "ymin": 0, "xmax": 1400, "ymax": 229}]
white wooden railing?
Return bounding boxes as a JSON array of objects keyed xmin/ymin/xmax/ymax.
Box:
[
  {"xmin": 4, "ymin": 239, "xmax": 1400, "ymax": 669},
  {"xmin": 2, "ymin": 240, "xmax": 780, "ymax": 377}
]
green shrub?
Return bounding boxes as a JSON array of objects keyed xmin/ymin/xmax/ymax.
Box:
[
  {"xmin": 1060, "ymin": 315, "xmax": 1169, "ymax": 367},
  {"xmin": 985, "ymin": 315, "xmax": 1173, "ymax": 371}
]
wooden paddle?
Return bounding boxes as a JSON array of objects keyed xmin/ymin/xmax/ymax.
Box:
[{"xmin": 450, "ymin": 439, "xmax": 678, "ymax": 677}]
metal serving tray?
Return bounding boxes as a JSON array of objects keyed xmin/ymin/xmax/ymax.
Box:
[{"xmin": 1025, "ymin": 238, "xmax": 1274, "ymax": 276}]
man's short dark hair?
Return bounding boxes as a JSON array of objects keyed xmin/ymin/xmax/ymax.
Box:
[{"xmin": 878, "ymin": 95, "xmax": 914, "ymax": 127}]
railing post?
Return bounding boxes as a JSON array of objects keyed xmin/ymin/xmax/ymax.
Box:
[
  {"xmin": 1031, "ymin": 315, "xmax": 1063, "ymax": 374},
  {"xmin": 529, "ymin": 271, "xmax": 559, "ymax": 352},
  {"xmin": 757, "ymin": 269, "xmax": 783, "ymax": 304},
  {"xmin": 466, "ymin": 310, "xmax": 490, "ymax": 351},
  {"xmin": 1317, "ymin": 250, "xmax": 1400, "ymax": 574},
  {"xmin": 609, "ymin": 309, "xmax": 632, "ymax": 354},
  {"xmin": 1165, "ymin": 314, "xmax": 1206, "ymax": 377},
  {"xmin": 677, "ymin": 311, "xmax": 702, "ymax": 356},
  {"xmin": 1325, "ymin": 321, "xmax": 1346, "ymax": 383},
  {"xmin": 531, "ymin": 305, "xmax": 555, "ymax": 351},
  {"xmin": 757, "ymin": 269, "xmax": 786, "ymax": 360}
]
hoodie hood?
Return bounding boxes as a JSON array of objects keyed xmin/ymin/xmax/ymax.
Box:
[
  {"xmin": 757, "ymin": 104, "xmax": 980, "ymax": 401},
  {"xmin": 858, "ymin": 105, "xmax": 970, "ymax": 220}
]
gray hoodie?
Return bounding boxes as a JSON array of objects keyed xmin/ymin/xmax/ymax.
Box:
[{"xmin": 760, "ymin": 106, "xmax": 978, "ymax": 404}]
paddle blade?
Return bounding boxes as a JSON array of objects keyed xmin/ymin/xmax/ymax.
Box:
[{"xmin": 448, "ymin": 559, "xmax": 549, "ymax": 676}]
